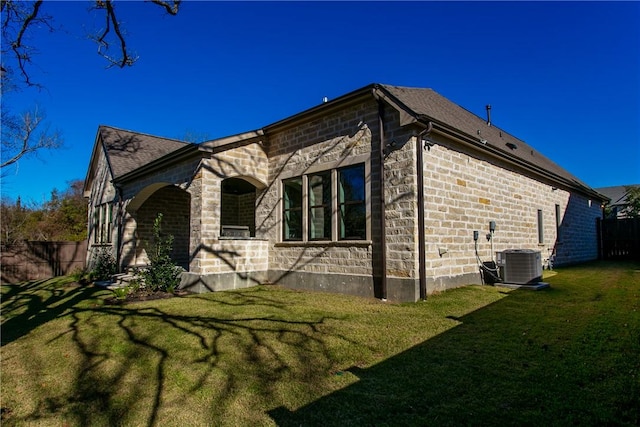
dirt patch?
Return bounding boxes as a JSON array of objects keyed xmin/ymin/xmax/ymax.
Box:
[{"xmin": 104, "ymin": 289, "xmax": 192, "ymax": 305}]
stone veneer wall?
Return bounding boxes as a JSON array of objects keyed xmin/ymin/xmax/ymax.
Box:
[
  {"xmin": 86, "ymin": 143, "xmax": 118, "ymax": 267},
  {"xmin": 419, "ymin": 132, "xmax": 602, "ymax": 293},
  {"xmin": 261, "ymin": 99, "xmax": 380, "ymax": 298},
  {"xmin": 92, "ymin": 98, "xmax": 601, "ymax": 302},
  {"xmin": 134, "ymin": 185, "xmax": 191, "ymax": 269}
]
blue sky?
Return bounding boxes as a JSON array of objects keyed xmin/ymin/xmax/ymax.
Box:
[{"xmin": 2, "ymin": 1, "xmax": 639, "ymax": 204}]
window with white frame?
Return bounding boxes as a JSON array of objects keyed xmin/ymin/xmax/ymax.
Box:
[{"xmin": 282, "ymin": 162, "xmax": 367, "ymax": 242}]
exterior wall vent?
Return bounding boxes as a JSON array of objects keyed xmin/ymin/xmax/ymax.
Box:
[{"xmin": 496, "ymin": 249, "xmax": 543, "ymax": 284}]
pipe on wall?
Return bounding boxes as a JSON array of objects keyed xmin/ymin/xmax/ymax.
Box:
[
  {"xmin": 416, "ymin": 122, "xmax": 433, "ymax": 300},
  {"xmin": 377, "ymin": 100, "xmax": 388, "ymax": 300}
]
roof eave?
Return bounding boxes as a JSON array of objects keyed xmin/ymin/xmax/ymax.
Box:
[
  {"xmin": 113, "ymin": 143, "xmax": 200, "ymax": 185},
  {"xmin": 263, "ymin": 84, "xmax": 379, "ymax": 134},
  {"xmin": 421, "ymin": 119, "xmax": 606, "ymax": 201}
]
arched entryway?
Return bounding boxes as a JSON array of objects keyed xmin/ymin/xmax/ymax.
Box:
[{"xmin": 135, "ymin": 185, "xmax": 191, "ymax": 269}]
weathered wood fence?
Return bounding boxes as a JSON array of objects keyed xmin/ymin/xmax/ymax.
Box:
[
  {"xmin": 598, "ymin": 218, "xmax": 640, "ymax": 261},
  {"xmin": 1, "ymin": 241, "xmax": 87, "ymax": 283}
]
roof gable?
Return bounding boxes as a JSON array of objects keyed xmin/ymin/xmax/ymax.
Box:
[{"xmin": 98, "ymin": 125, "xmax": 189, "ymax": 179}]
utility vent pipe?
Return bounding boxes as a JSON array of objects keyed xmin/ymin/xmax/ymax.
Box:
[{"xmin": 486, "ymin": 104, "xmax": 492, "ymax": 126}]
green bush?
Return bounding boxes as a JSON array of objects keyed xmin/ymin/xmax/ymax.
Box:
[
  {"xmin": 141, "ymin": 213, "xmax": 182, "ymax": 292},
  {"xmin": 90, "ymin": 247, "xmax": 117, "ymax": 281}
]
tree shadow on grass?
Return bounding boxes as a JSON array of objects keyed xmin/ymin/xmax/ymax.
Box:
[
  {"xmin": 269, "ymin": 281, "xmax": 640, "ymax": 426},
  {"xmin": 2, "ymin": 284, "xmax": 357, "ymax": 427},
  {"xmin": 1, "ymin": 278, "xmax": 104, "ymax": 346}
]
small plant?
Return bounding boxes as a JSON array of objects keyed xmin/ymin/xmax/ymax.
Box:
[
  {"xmin": 128, "ymin": 277, "xmax": 142, "ymax": 293},
  {"xmin": 141, "ymin": 213, "xmax": 182, "ymax": 292},
  {"xmin": 69, "ymin": 266, "xmax": 90, "ymax": 283},
  {"xmin": 90, "ymin": 247, "xmax": 117, "ymax": 281},
  {"xmin": 112, "ymin": 286, "xmax": 130, "ymax": 300}
]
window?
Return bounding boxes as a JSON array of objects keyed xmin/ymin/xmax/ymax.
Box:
[
  {"xmin": 282, "ymin": 162, "xmax": 367, "ymax": 243},
  {"xmin": 537, "ymin": 209, "xmax": 544, "ymax": 244},
  {"xmin": 338, "ymin": 164, "xmax": 366, "ymax": 240},
  {"xmin": 93, "ymin": 203, "xmax": 113, "ymax": 244},
  {"xmin": 555, "ymin": 204, "xmax": 561, "ymax": 241},
  {"xmin": 308, "ymin": 171, "xmax": 331, "ymax": 240},
  {"xmin": 283, "ymin": 178, "xmax": 303, "ymax": 241}
]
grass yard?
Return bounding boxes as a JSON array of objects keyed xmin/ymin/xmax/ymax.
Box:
[{"xmin": 1, "ymin": 261, "xmax": 639, "ymax": 426}]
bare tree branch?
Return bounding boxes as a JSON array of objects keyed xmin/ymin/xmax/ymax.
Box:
[
  {"xmin": 92, "ymin": 0, "xmax": 137, "ymax": 68},
  {"xmin": 149, "ymin": 0, "xmax": 181, "ymax": 15},
  {"xmin": 1, "ymin": 106, "xmax": 63, "ymax": 170},
  {"xmin": 2, "ymin": 0, "xmax": 51, "ymax": 88}
]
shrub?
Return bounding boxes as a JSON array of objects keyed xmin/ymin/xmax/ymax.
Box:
[
  {"xmin": 141, "ymin": 213, "xmax": 182, "ymax": 292},
  {"xmin": 90, "ymin": 247, "xmax": 117, "ymax": 281}
]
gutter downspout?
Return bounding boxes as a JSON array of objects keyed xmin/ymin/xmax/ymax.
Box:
[
  {"xmin": 378, "ymin": 100, "xmax": 388, "ymax": 300},
  {"xmin": 416, "ymin": 122, "xmax": 433, "ymax": 300}
]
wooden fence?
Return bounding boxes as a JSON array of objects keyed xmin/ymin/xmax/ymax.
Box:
[
  {"xmin": 1, "ymin": 240, "xmax": 88, "ymax": 283},
  {"xmin": 598, "ymin": 218, "xmax": 640, "ymax": 261}
]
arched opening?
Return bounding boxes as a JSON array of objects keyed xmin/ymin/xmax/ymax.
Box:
[
  {"xmin": 136, "ymin": 185, "xmax": 191, "ymax": 269},
  {"xmin": 221, "ymin": 177, "xmax": 258, "ymax": 238}
]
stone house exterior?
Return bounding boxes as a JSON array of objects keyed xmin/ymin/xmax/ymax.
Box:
[{"xmin": 83, "ymin": 83, "xmax": 606, "ymax": 302}]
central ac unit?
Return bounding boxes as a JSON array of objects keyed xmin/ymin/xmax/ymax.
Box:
[{"xmin": 496, "ymin": 249, "xmax": 542, "ymax": 284}]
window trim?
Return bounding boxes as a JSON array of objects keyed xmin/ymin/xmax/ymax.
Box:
[
  {"xmin": 337, "ymin": 163, "xmax": 366, "ymax": 241},
  {"xmin": 93, "ymin": 202, "xmax": 113, "ymax": 244},
  {"xmin": 282, "ymin": 177, "xmax": 303, "ymax": 241},
  {"xmin": 279, "ymin": 155, "xmax": 370, "ymax": 244},
  {"xmin": 308, "ymin": 170, "xmax": 332, "ymax": 241}
]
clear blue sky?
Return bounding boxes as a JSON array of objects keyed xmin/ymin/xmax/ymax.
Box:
[{"xmin": 2, "ymin": 1, "xmax": 639, "ymax": 204}]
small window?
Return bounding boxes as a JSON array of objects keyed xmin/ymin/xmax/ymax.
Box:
[
  {"xmin": 537, "ymin": 209, "xmax": 544, "ymax": 244},
  {"xmin": 338, "ymin": 164, "xmax": 366, "ymax": 240},
  {"xmin": 555, "ymin": 204, "xmax": 561, "ymax": 241},
  {"xmin": 308, "ymin": 171, "xmax": 332, "ymax": 240},
  {"xmin": 283, "ymin": 178, "xmax": 303, "ymax": 241},
  {"xmin": 93, "ymin": 208, "xmax": 100, "ymax": 244}
]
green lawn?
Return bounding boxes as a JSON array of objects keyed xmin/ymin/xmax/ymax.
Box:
[{"xmin": 1, "ymin": 261, "xmax": 639, "ymax": 426}]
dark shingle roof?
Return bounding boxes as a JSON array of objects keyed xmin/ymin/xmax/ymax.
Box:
[
  {"xmin": 98, "ymin": 125, "xmax": 189, "ymax": 178},
  {"xmin": 596, "ymin": 185, "xmax": 639, "ymax": 206},
  {"xmin": 378, "ymin": 84, "xmax": 595, "ymax": 195}
]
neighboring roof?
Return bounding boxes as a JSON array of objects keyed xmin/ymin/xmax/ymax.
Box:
[
  {"xmin": 98, "ymin": 125, "xmax": 190, "ymax": 179},
  {"xmin": 596, "ymin": 185, "xmax": 639, "ymax": 206}
]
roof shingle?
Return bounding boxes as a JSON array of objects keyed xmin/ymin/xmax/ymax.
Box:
[
  {"xmin": 379, "ymin": 84, "xmax": 594, "ymax": 193},
  {"xmin": 99, "ymin": 125, "xmax": 188, "ymax": 178}
]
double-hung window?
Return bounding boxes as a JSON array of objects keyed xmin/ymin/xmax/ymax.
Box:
[{"xmin": 282, "ymin": 162, "xmax": 367, "ymax": 243}]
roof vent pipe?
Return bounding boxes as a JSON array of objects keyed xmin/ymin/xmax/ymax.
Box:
[{"xmin": 486, "ymin": 104, "xmax": 492, "ymax": 126}]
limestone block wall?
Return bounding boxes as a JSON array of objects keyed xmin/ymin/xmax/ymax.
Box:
[
  {"xmin": 420, "ymin": 132, "xmax": 602, "ymax": 292},
  {"xmin": 197, "ymin": 141, "xmax": 269, "ymax": 275},
  {"xmin": 378, "ymin": 108, "xmax": 420, "ymax": 282},
  {"xmin": 86, "ymin": 146, "xmax": 118, "ymax": 266},
  {"xmin": 118, "ymin": 156, "xmax": 202, "ymax": 271},
  {"xmin": 263, "ymin": 100, "xmax": 378, "ymax": 282}
]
